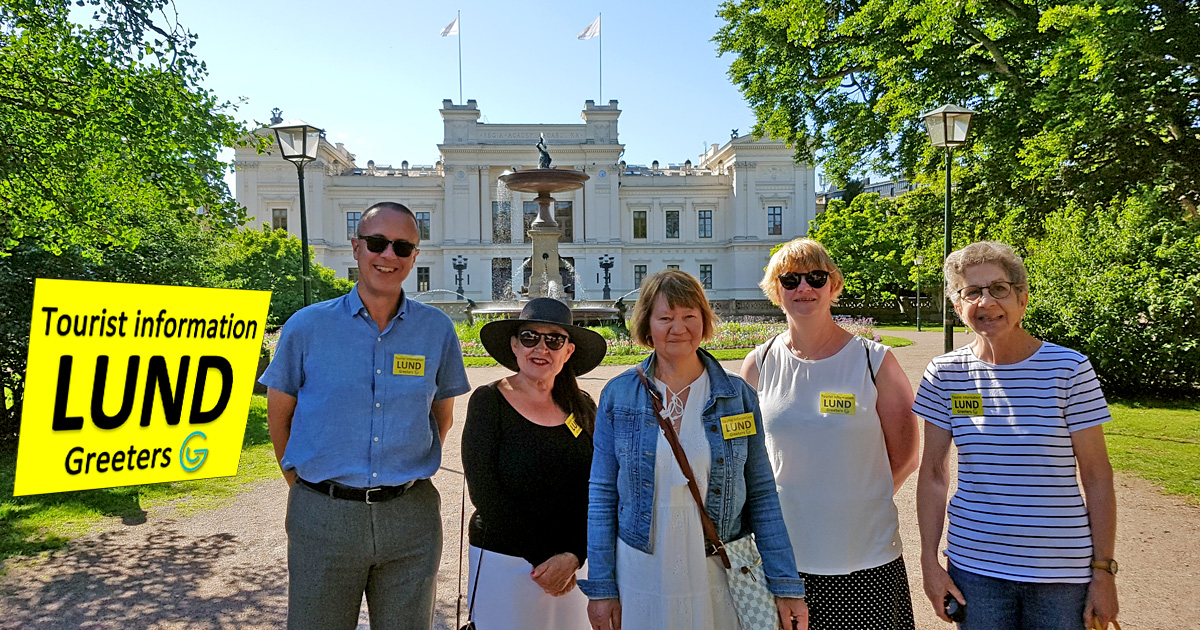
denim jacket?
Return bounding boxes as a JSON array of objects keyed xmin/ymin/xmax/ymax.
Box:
[{"xmin": 578, "ymin": 350, "xmax": 805, "ymax": 600}]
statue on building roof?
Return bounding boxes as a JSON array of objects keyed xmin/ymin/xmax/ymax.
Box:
[
  {"xmin": 536, "ymin": 134, "xmax": 552, "ymax": 169},
  {"xmin": 731, "ymin": 128, "xmax": 739, "ymax": 139},
  {"xmin": 270, "ymin": 107, "xmax": 283, "ymax": 125}
]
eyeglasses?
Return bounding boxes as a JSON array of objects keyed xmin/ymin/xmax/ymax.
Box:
[
  {"xmin": 957, "ymin": 281, "xmax": 1021, "ymax": 302},
  {"xmin": 517, "ymin": 330, "xmax": 569, "ymax": 351},
  {"xmin": 778, "ymin": 270, "xmax": 830, "ymax": 290},
  {"xmin": 358, "ymin": 234, "xmax": 417, "ymax": 258}
]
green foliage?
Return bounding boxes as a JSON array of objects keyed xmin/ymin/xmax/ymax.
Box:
[
  {"xmin": 810, "ymin": 195, "xmax": 911, "ymax": 302},
  {"xmin": 1024, "ymin": 195, "xmax": 1200, "ymax": 395},
  {"xmin": 219, "ymin": 227, "xmax": 354, "ymax": 327},
  {"xmin": 0, "ymin": 0, "xmax": 258, "ymax": 253},
  {"xmin": 714, "ymin": 0, "xmax": 1200, "ymax": 222}
]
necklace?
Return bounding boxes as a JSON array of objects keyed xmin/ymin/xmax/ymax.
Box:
[{"xmin": 660, "ymin": 381, "xmax": 691, "ymax": 433}]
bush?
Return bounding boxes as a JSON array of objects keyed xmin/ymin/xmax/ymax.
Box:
[
  {"xmin": 1024, "ymin": 195, "xmax": 1200, "ymax": 396},
  {"xmin": 218, "ymin": 227, "xmax": 354, "ymax": 327}
]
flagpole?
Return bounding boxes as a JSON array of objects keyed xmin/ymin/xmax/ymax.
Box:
[
  {"xmin": 457, "ymin": 10, "xmax": 463, "ymax": 104},
  {"xmin": 598, "ymin": 13, "xmax": 602, "ymax": 103}
]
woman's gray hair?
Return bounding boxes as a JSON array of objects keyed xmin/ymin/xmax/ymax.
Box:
[{"xmin": 944, "ymin": 241, "xmax": 1029, "ymax": 305}]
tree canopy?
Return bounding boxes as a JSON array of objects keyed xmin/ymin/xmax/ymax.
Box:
[
  {"xmin": 0, "ymin": 0, "xmax": 254, "ymax": 255},
  {"xmin": 714, "ymin": 0, "xmax": 1200, "ymax": 221}
]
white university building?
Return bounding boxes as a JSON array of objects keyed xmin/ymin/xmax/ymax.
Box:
[{"xmin": 234, "ymin": 99, "xmax": 815, "ymax": 302}]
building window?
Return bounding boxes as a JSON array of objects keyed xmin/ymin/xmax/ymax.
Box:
[
  {"xmin": 523, "ymin": 201, "xmax": 539, "ymax": 244},
  {"xmin": 348, "ymin": 268, "xmax": 360, "ymax": 282},
  {"xmin": 633, "ymin": 210, "xmax": 647, "ymax": 239},
  {"xmin": 415, "ymin": 212, "xmax": 431, "ymax": 240},
  {"xmin": 346, "ymin": 211, "xmax": 361, "ymax": 240},
  {"xmin": 272, "ymin": 208, "xmax": 287, "ymax": 231},
  {"xmin": 491, "ymin": 258, "xmax": 513, "ymax": 300},
  {"xmin": 700, "ymin": 264, "xmax": 713, "ymax": 289},
  {"xmin": 417, "ymin": 267, "xmax": 430, "ymax": 292},
  {"xmin": 634, "ymin": 265, "xmax": 647, "ymax": 288},
  {"xmin": 667, "ymin": 264, "xmax": 680, "ymax": 270},
  {"xmin": 767, "ymin": 206, "xmax": 783, "ymax": 236},
  {"xmin": 492, "ymin": 201, "xmax": 512, "ymax": 243},
  {"xmin": 665, "ymin": 210, "xmax": 680, "ymax": 239},
  {"xmin": 556, "ymin": 201, "xmax": 573, "ymax": 243},
  {"xmin": 698, "ymin": 210, "xmax": 712, "ymax": 239}
]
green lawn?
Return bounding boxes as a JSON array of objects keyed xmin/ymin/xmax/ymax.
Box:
[
  {"xmin": 0, "ymin": 395, "xmax": 279, "ymax": 565},
  {"xmin": 877, "ymin": 324, "xmax": 970, "ymax": 333},
  {"xmin": 1106, "ymin": 399, "xmax": 1200, "ymax": 503}
]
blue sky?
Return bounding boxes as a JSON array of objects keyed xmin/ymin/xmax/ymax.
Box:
[{"xmin": 170, "ymin": 0, "xmax": 766, "ymax": 171}]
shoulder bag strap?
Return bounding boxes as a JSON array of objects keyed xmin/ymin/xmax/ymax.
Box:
[
  {"xmin": 636, "ymin": 364, "xmax": 732, "ymax": 570},
  {"xmin": 861, "ymin": 337, "xmax": 877, "ymax": 386},
  {"xmin": 755, "ymin": 333, "xmax": 779, "ymax": 389}
]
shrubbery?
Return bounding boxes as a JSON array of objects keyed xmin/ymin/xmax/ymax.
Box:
[{"xmin": 1024, "ymin": 196, "xmax": 1200, "ymax": 396}]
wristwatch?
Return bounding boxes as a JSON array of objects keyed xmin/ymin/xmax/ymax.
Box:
[{"xmin": 1091, "ymin": 559, "xmax": 1119, "ymax": 575}]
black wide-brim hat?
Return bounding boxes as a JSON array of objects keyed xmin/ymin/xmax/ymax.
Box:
[{"xmin": 479, "ymin": 297, "xmax": 608, "ymax": 376}]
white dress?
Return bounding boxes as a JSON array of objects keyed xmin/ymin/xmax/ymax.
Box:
[{"xmin": 615, "ymin": 371, "xmax": 740, "ymax": 630}]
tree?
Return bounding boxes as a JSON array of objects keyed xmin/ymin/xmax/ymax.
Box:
[
  {"xmin": 1, "ymin": 0, "xmax": 255, "ymax": 254},
  {"xmin": 809, "ymin": 194, "xmax": 910, "ymax": 302},
  {"xmin": 0, "ymin": 0, "xmax": 258, "ymax": 445},
  {"xmin": 714, "ymin": 0, "xmax": 1200, "ymax": 221},
  {"xmin": 219, "ymin": 227, "xmax": 355, "ymax": 327}
]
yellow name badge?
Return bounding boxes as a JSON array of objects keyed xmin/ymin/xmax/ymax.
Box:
[
  {"xmin": 720, "ymin": 413, "xmax": 756, "ymax": 439},
  {"xmin": 565, "ymin": 414, "xmax": 582, "ymax": 438},
  {"xmin": 393, "ymin": 354, "xmax": 425, "ymax": 376},
  {"xmin": 951, "ymin": 393, "xmax": 985, "ymax": 416},
  {"xmin": 819, "ymin": 392, "xmax": 856, "ymax": 415}
]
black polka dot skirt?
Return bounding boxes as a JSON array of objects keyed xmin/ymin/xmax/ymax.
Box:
[{"xmin": 798, "ymin": 556, "xmax": 916, "ymax": 630}]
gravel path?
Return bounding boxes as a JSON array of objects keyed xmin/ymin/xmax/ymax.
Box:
[{"xmin": 2, "ymin": 330, "xmax": 1196, "ymax": 629}]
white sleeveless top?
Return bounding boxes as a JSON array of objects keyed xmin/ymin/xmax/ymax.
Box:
[{"xmin": 755, "ymin": 334, "xmax": 902, "ymax": 575}]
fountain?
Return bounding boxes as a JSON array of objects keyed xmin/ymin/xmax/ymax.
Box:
[{"xmin": 470, "ymin": 136, "xmax": 620, "ymax": 325}]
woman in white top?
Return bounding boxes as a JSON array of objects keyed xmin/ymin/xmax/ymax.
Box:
[
  {"xmin": 741, "ymin": 238, "xmax": 921, "ymax": 630},
  {"xmin": 915, "ymin": 241, "xmax": 1118, "ymax": 630}
]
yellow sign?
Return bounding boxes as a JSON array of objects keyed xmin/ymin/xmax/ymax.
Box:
[
  {"xmin": 393, "ymin": 354, "xmax": 425, "ymax": 376},
  {"xmin": 14, "ymin": 279, "xmax": 270, "ymax": 496},
  {"xmin": 565, "ymin": 414, "xmax": 582, "ymax": 437},
  {"xmin": 951, "ymin": 393, "xmax": 985, "ymax": 416},
  {"xmin": 819, "ymin": 392, "xmax": 857, "ymax": 415},
  {"xmin": 720, "ymin": 412, "xmax": 757, "ymax": 439}
]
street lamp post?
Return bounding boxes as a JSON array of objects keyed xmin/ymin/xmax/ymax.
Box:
[
  {"xmin": 921, "ymin": 104, "xmax": 975, "ymax": 353},
  {"xmin": 452, "ymin": 256, "xmax": 468, "ymax": 300},
  {"xmin": 915, "ymin": 254, "xmax": 925, "ymax": 332},
  {"xmin": 599, "ymin": 254, "xmax": 614, "ymax": 300},
  {"xmin": 271, "ymin": 118, "xmax": 324, "ymax": 307}
]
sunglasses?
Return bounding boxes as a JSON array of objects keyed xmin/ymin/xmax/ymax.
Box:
[
  {"xmin": 778, "ymin": 270, "xmax": 830, "ymax": 290},
  {"xmin": 358, "ymin": 234, "xmax": 417, "ymax": 258},
  {"xmin": 957, "ymin": 281, "xmax": 1020, "ymax": 302},
  {"xmin": 517, "ymin": 330, "xmax": 569, "ymax": 351}
]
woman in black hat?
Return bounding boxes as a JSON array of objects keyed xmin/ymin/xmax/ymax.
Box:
[{"xmin": 461, "ymin": 297, "xmax": 608, "ymax": 630}]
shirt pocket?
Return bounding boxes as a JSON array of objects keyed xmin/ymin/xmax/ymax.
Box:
[{"xmin": 610, "ymin": 407, "xmax": 637, "ymax": 459}]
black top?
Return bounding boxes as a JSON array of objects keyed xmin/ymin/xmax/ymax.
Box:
[{"xmin": 461, "ymin": 381, "xmax": 593, "ymax": 567}]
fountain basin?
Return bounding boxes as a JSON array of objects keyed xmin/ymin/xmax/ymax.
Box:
[{"xmin": 499, "ymin": 168, "xmax": 589, "ymax": 194}]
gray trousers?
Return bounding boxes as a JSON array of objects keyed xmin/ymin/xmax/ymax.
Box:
[{"xmin": 285, "ymin": 479, "xmax": 442, "ymax": 630}]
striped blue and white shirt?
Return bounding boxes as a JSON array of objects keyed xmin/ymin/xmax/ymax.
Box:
[{"xmin": 913, "ymin": 342, "xmax": 1111, "ymax": 583}]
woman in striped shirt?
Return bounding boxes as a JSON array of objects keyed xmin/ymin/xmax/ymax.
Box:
[{"xmin": 915, "ymin": 241, "xmax": 1119, "ymax": 629}]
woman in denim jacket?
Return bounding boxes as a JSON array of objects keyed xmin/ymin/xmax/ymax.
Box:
[{"xmin": 579, "ymin": 270, "xmax": 808, "ymax": 630}]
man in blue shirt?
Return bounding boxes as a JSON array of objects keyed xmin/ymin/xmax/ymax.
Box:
[{"xmin": 260, "ymin": 201, "xmax": 471, "ymax": 630}]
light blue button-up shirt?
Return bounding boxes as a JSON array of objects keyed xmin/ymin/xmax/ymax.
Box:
[{"xmin": 259, "ymin": 286, "xmax": 471, "ymax": 487}]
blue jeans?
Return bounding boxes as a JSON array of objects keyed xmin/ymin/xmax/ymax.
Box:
[{"xmin": 948, "ymin": 563, "xmax": 1088, "ymax": 630}]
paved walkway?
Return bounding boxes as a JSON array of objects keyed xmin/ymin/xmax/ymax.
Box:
[{"xmin": 1, "ymin": 330, "xmax": 1197, "ymax": 629}]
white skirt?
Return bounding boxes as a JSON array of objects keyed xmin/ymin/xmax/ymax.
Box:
[{"xmin": 466, "ymin": 545, "xmax": 591, "ymax": 630}]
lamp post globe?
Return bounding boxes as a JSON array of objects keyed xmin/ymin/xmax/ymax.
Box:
[
  {"xmin": 270, "ymin": 118, "xmax": 325, "ymax": 307},
  {"xmin": 921, "ymin": 105, "xmax": 975, "ymax": 352}
]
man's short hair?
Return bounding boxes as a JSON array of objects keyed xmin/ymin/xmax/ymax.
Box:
[{"xmin": 358, "ymin": 202, "xmax": 418, "ymax": 239}]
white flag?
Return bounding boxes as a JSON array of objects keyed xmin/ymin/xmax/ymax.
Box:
[
  {"xmin": 577, "ymin": 16, "xmax": 600, "ymax": 40},
  {"xmin": 440, "ymin": 17, "xmax": 459, "ymax": 37}
]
